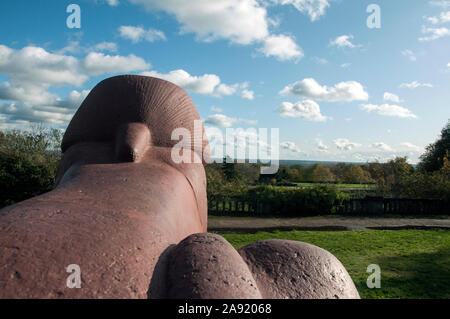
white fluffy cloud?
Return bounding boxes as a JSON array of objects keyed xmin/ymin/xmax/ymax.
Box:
[
  {"xmin": 329, "ymin": 35, "xmax": 360, "ymax": 48},
  {"xmin": 0, "ymin": 45, "xmax": 86, "ymax": 87},
  {"xmin": 129, "ymin": 0, "xmax": 269, "ymax": 45},
  {"xmin": 118, "ymin": 25, "xmax": 166, "ymax": 43},
  {"xmin": 82, "ymin": 52, "xmax": 150, "ymax": 75},
  {"xmin": 128, "ymin": 0, "xmax": 302, "ymax": 61},
  {"xmin": 259, "ymin": 34, "xmax": 304, "ymax": 61},
  {"xmin": 372, "ymin": 142, "xmax": 394, "ymax": 152},
  {"xmin": 241, "ymin": 89, "xmax": 255, "ymax": 100},
  {"xmin": 333, "ymin": 138, "xmax": 361, "ymax": 151},
  {"xmin": 141, "ymin": 69, "xmax": 253, "ymax": 99},
  {"xmin": 361, "ymin": 104, "xmax": 417, "ymax": 119},
  {"xmin": 142, "ymin": 69, "xmax": 220, "ymax": 95},
  {"xmin": 383, "ymin": 92, "xmax": 402, "ymax": 103},
  {"xmin": 399, "ymin": 81, "xmax": 433, "ymax": 89},
  {"xmin": 204, "ymin": 114, "xmax": 257, "ymax": 127},
  {"xmin": 280, "ymin": 78, "xmax": 369, "ymax": 102},
  {"xmin": 280, "ymin": 141, "xmax": 301, "ymax": 153},
  {"xmin": 0, "ymin": 44, "xmax": 154, "ymax": 126},
  {"xmin": 276, "ymin": 100, "xmax": 328, "ymax": 122},
  {"xmin": 274, "ymin": 0, "xmax": 330, "ymax": 21},
  {"xmin": 425, "ymin": 11, "xmax": 450, "ymax": 24},
  {"xmin": 419, "ymin": 25, "xmax": 450, "ymax": 41},
  {"xmin": 400, "ymin": 142, "xmax": 423, "ymax": 153},
  {"xmin": 93, "ymin": 42, "xmax": 118, "ymax": 52}
]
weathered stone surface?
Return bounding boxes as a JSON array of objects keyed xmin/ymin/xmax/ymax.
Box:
[
  {"xmin": 0, "ymin": 75, "xmax": 208, "ymax": 298},
  {"xmin": 238, "ymin": 240, "xmax": 360, "ymax": 299},
  {"xmin": 164, "ymin": 233, "xmax": 262, "ymax": 299}
]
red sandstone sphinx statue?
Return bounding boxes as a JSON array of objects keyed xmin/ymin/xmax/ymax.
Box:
[{"xmin": 0, "ymin": 75, "xmax": 359, "ymax": 299}]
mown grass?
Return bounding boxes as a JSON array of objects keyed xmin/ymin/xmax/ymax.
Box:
[{"xmin": 218, "ymin": 229, "xmax": 450, "ymax": 299}]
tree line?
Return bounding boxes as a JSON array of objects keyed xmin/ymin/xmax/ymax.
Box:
[{"xmin": 0, "ymin": 120, "xmax": 449, "ymax": 208}]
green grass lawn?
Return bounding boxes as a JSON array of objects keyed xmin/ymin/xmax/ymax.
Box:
[{"xmin": 218, "ymin": 229, "xmax": 450, "ymax": 299}]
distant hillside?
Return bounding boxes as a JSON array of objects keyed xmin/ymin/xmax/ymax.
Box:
[{"xmin": 209, "ymin": 158, "xmax": 367, "ymax": 166}]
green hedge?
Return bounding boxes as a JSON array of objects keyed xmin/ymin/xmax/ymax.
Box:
[{"xmin": 242, "ymin": 185, "xmax": 350, "ymax": 216}]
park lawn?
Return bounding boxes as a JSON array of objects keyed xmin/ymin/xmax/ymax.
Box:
[{"xmin": 218, "ymin": 229, "xmax": 450, "ymax": 299}]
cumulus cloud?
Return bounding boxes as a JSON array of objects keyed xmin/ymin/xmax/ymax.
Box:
[
  {"xmin": 118, "ymin": 25, "xmax": 166, "ymax": 43},
  {"xmin": 0, "ymin": 44, "xmax": 153, "ymax": 127},
  {"xmin": 0, "ymin": 45, "xmax": 87, "ymax": 87},
  {"xmin": 0, "ymin": 89, "xmax": 89, "ymax": 126},
  {"xmin": 280, "ymin": 78, "xmax": 369, "ymax": 102},
  {"xmin": 129, "ymin": 0, "xmax": 269, "ymax": 45},
  {"xmin": 329, "ymin": 35, "xmax": 360, "ymax": 49},
  {"xmin": 333, "ymin": 138, "xmax": 361, "ymax": 151},
  {"xmin": 141, "ymin": 69, "xmax": 253, "ymax": 99},
  {"xmin": 141, "ymin": 69, "xmax": 221, "ymax": 95},
  {"xmin": 425, "ymin": 11, "xmax": 450, "ymax": 24},
  {"xmin": 241, "ymin": 89, "xmax": 255, "ymax": 100},
  {"xmin": 82, "ymin": 52, "xmax": 150, "ymax": 75},
  {"xmin": 383, "ymin": 92, "xmax": 402, "ymax": 103},
  {"xmin": 128, "ymin": 0, "xmax": 303, "ymax": 61},
  {"xmin": 419, "ymin": 25, "xmax": 450, "ymax": 41},
  {"xmin": 204, "ymin": 114, "xmax": 257, "ymax": 128},
  {"xmin": 372, "ymin": 142, "xmax": 394, "ymax": 152},
  {"xmin": 259, "ymin": 34, "xmax": 303, "ymax": 61},
  {"xmin": 0, "ymin": 101, "xmax": 74, "ymax": 125},
  {"xmin": 276, "ymin": 100, "xmax": 328, "ymax": 122},
  {"xmin": 273, "ymin": 0, "xmax": 330, "ymax": 21},
  {"xmin": 280, "ymin": 141, "xmax": 301, "ymax": 153},
  {"xmin": 93, "ymin": 42, "xmax": 118, "ymax": 52},
  {"xmin": 400, "ymin": 142, "xmax": 423, "ymax": 153},
  {"xmin": 361, "ymin": 104, "xmax": 417, "ymax": 119},
  {"xmin": 399, "ymin": 81, "xmax": 433, "ymax": 89}
]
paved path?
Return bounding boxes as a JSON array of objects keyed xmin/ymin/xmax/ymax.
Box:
[{"xmin": 207, "ymin": 216, "xmax": 450, "ymax": 232}]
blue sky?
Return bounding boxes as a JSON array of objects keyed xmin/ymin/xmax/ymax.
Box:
[{"xmin": 0, "ymin": 0, "xmax": 449, "ymax": 163}]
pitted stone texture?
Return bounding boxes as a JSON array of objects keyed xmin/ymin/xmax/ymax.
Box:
[
  {"xmin": 238, "ymin": 240, "xmax": 360, "ymax": 299},
  {"xmin": 0, "ymin": 75, "xmax": 208, "ymax": 298},
  {"xmin": 165, "ymin": 233, "xmax": 262, "ymax": 299}
]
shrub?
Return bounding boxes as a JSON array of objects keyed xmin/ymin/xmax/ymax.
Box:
[{"xmin": 243, "ymin": 185, "xmax": 350, "ymax": 216}]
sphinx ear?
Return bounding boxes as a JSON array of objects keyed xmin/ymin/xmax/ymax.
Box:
[{"xmin": 115, "ymin": 123, "xmax": 151, "ymax": 163}]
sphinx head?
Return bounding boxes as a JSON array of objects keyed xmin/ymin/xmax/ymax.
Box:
[{"xmin": 54, "ymin": 75, "xmax": 210, "ymax": 225}]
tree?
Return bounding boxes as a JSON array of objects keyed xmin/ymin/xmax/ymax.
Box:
[
  {"xmin": 418, "ymin": 119, "xmax": 450, "ymax": 172},
  {"xmin": 0, "ymin": 126, "xmax": 63, "ymax": 208},
  {"xmin": 342, "ymin": 165, "xmax": 373, "ymax": 184},
  {"xmin": 311, "ymin": 164, "xmax": 335, "ymax": 183}
]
